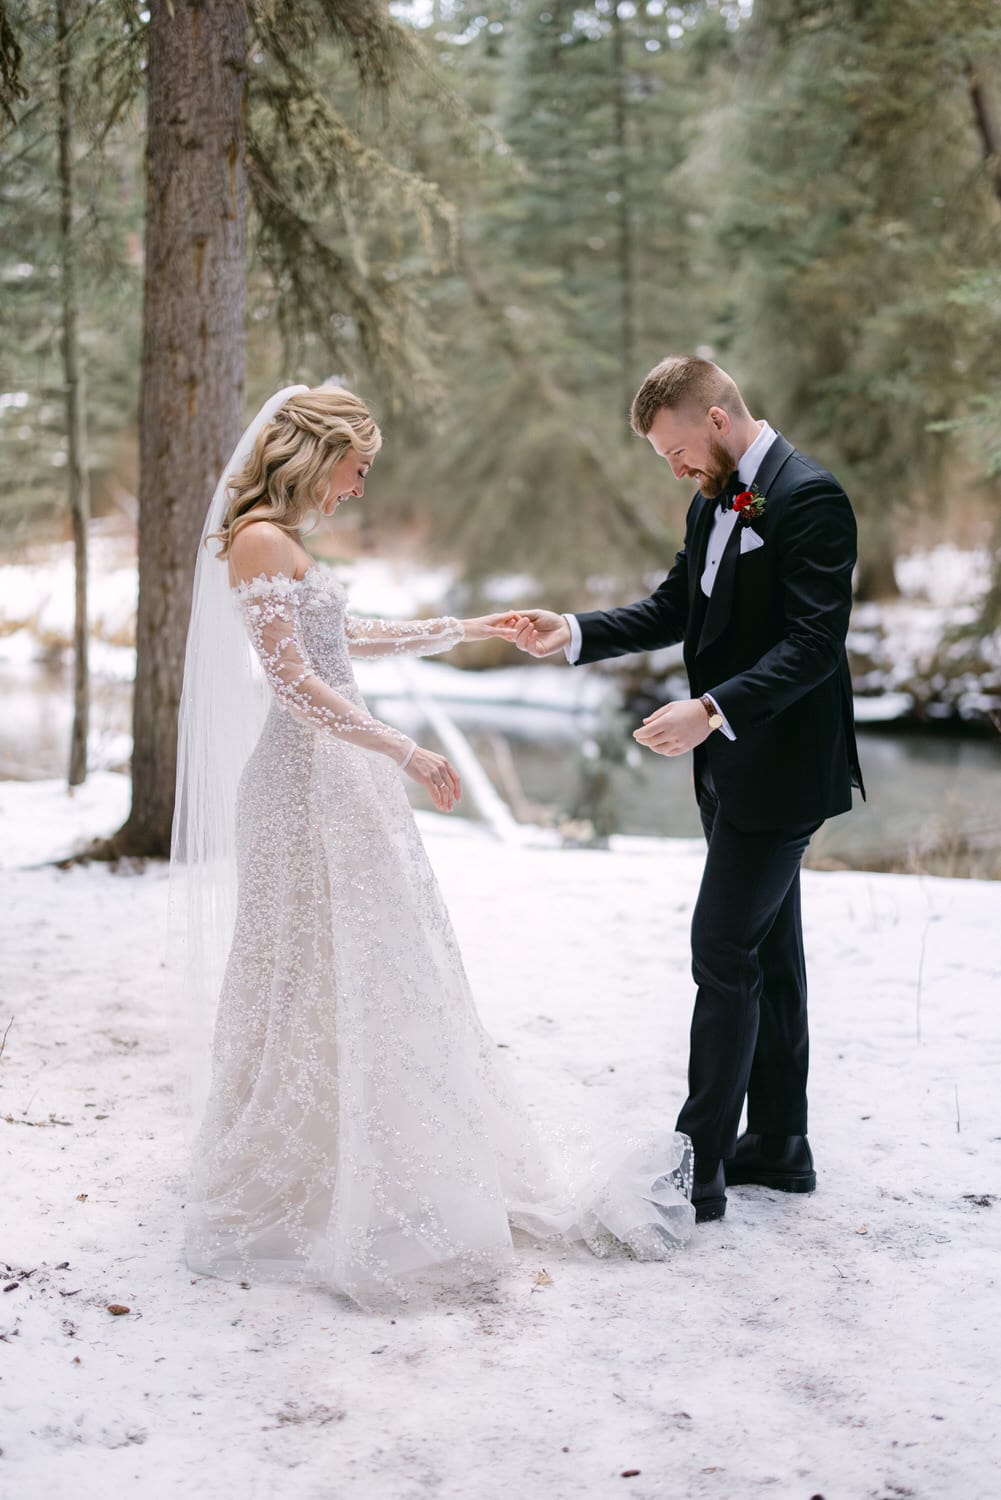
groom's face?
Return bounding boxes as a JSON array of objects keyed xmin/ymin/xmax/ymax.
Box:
[{"xmin": 645, "ymin": 405, "xmax": 734, "ymax": 499}]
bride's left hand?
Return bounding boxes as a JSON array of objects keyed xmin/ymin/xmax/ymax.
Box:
[{"xmin": 460, "ymin": 612, "xmax": 521, "ymax": 643}]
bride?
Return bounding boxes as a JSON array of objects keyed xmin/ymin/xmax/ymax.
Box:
[{"xmin": 174, "ymin": 383, "xmax": 694, "ymax": 1309}]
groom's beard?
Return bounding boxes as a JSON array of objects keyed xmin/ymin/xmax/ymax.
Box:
[{"xmin": 693, "ymin": 437, "xmax": 734, "ymax": 500}]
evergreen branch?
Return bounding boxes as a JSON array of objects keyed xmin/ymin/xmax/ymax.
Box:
[
  {"xmin": 250, "ymin": 75, "xmax": 457, "ymax": 270},
  {"xmin": 84, "ymin": 0, "xmax": 147, "ymax": 141},
  {"xmin": 246, "ymin": 137, "xmax": 443, "ymax": 412},
  {"xmin": 250, "ymin": 0, "xmax": 415, "ymax": 95},
  {"xmin": 308, "ymin": 0, "xmax": 418, "ymax": 93},
  {"xmin": 0, "ymin": 98, "xmax": 47, "ymax": 162}
]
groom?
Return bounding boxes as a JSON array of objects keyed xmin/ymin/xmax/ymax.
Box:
[{"xmin": 513, "ymin": 355, "xmax": 864, "ymax": 1222}]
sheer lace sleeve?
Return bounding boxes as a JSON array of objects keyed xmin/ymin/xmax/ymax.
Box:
[
  {"xmin": 233, "ymin": 575, "xmax": 416, "ymax": 766},
  {"xmin": 344, "ymin": 613, "xmax": 465, "ymax": 658}
]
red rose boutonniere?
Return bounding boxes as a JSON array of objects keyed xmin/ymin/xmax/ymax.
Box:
[{"xmin": 732, "ymin": 483, "xmax": 766, "ymax": 526}]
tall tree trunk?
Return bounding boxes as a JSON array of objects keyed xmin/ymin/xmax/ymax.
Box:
[
  {"xmin": 853, "ymin": 514, "xmax": 899, "ymax": 602},
  {"xmin": 964, "ymin": 61, "xmax": 1001, "ymax": 634},
  {"xmin": 966, "ymin": 62, "xmax": 1001, "ymax": 205},
  {"xmin": 55, "ymin": 0, "xmax": 89, "ymax": 788},
  {"xmin": 610, "ymin": 2, "xmax": 634, "ymax": 416},
  {"xmin": 111, "ymin": 0, "xmax": 247, "ymax": 856}
]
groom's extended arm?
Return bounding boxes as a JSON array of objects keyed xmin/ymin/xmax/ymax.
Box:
[
  {"xmin": 708, "ymin": 478, "xmax": 856, "ymax": 733},
  {"xmin": 571, "ymin": 502, "xmax": 696, "ymax": 664}
]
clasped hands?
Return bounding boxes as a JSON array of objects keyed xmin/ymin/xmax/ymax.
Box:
[{"xmin": 474, "ymin": 607, "xmax": 711, "ymax": 759}]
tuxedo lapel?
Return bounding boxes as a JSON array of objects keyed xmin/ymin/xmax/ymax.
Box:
[
  {"xmin": 751, "ymin": 431, "xmax": 795, "ymax": 495},
  {"xmin": 687, "ymin": 493, "xmax": 717, "ymax": 614},
  {"xmin": 697, "ymin": 520, "xmax": 742, "ymax": 655},
  {"xmin": 695, "ymin": 432, "xmax": 796, "ymax": 657}
]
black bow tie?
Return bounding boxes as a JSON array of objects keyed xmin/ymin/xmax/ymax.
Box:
[{"xmin": 718, "ymin": 473, "xmax": 745, "ymax": 512}]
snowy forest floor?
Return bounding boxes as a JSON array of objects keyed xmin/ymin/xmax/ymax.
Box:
[{"xmin": 2, "ymin": 775, "xmax": 1000, "ymax": 1500}]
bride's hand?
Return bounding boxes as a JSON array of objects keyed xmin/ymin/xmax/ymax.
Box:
[
  {"xmin": 460, "ymin": 612, "xmax": 521, "ymax": 643},
  {"xmin": 405, "ymin": 747, "xmax": 462, "ymax": 811}
]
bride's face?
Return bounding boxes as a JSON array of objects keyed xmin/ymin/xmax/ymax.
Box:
[{"xmin": 320, "ymin": 448, "xmax": 372, "ymax": 515}]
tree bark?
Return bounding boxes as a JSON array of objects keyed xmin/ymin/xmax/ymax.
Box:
[
  {"xmin": 610, "ymin": 2, "xmax": 635, "ymax": 416},
  {"xmin": 964, "ymin": 61, "xmax": 1001, "ymax": 633},
  {"xmin": 55, "ymin": 0, "xmax": 90, "ymax": 788},
  {"xmin": 966, "ymin": 61, "xmax": 1001, "ymax": 206},
  {"xmin": 0, "ymin": 0, "xmax": 26, "ymax": 125},
  {"xmin": 112, "ymin": 0, "xmax": 247, "ymax": 856},
  {"xmin": 853, "ymin": 521, "xmax": 899, "ymax": 603}
]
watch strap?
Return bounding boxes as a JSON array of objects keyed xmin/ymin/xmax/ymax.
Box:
[{"xmin": 700, "ymin": 694, "xmax": 724, "ymax": 730}]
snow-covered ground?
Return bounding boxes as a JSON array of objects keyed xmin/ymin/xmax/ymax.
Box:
[{"xmin": 3, "ymin": 775, "xmax": 1000, "ymax": 1499}]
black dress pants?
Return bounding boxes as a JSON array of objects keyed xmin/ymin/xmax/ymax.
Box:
[{"xmin": 675, "ymin": 768, "xmax": 822, "ymax": 1172}]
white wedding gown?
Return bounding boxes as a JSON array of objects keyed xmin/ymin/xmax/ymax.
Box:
[{"xmin": 183, "ymin": 563, "xmax": 694, "ymax": 1308}]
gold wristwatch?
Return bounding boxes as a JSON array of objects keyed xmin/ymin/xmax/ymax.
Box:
[{"xmin": 700, "ymin": 694, "xmax": 724, "ymax": 731}]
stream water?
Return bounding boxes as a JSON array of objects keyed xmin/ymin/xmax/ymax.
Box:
[{"xmin": 2, "ymin": 658, "xmax": 998, "ymax": 873}]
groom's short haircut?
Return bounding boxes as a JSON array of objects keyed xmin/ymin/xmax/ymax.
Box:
[{"xmin": 630, "ymin": 356, "xmax": 749, "ymax": 436}]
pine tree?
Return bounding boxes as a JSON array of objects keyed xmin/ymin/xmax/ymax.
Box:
[
  {"xmin": 497, "ymin": 1, "xmax": 703, "ymax": 408},
  {"xmin": 55, "ymin": 0, "xmax": 89, "ymax": 786},
  {"xmin": 111, "ymin": 0, "xmax": 467, "ymax": 855},
  {"xmin": 0, "ymin": 3, "xmax": 144, "ymax": 540},
  {"xmin": 111, "ymin": 0, "xmax": 248, "ymax": 856},
  {"xmin": 349, "ymin": 1, "xmax": 722, "ymax": 591},
  {"xmin": 709, "ymin": 0, "xmax": 1001, "ymax": 598}
]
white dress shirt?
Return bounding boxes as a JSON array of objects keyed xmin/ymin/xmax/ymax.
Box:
[{"xmin": 563, "ymin": 420, "xmax": 779, "ymax": 742}]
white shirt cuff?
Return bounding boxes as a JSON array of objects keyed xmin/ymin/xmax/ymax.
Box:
[
  {"xmin": 563, "ymin": 613, "xmax": 582, "ymax": 665},
  {"xmin": 705, "ymin": 693, "xmax": 736, "ymax": 741}
]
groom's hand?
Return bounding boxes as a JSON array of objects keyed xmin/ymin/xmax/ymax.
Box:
[
  {"xmin": 633, "ymin": 699, "xmax": 711, "ymax": 757},
  {"xmin": 512, "ymin": 609, "xmax": 571, "ymax": 658}
]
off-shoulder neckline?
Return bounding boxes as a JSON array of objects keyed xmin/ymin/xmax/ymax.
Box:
[{"xmin": 230, "ymin": 564, "xmax": 324, "ymax": 595}]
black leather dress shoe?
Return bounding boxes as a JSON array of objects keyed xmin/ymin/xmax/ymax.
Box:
[
  {"xmin": 692, "ymin": 1161, "xmax": 726, "ymax": 1223},
  {"xmin": 723, "ymin": 1133, "xmax": 816, "ymax": 1193}
]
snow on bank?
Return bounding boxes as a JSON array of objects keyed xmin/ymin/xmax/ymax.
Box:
[
  {"xmin": 894, "ymin": 544, "xmax": 993, "ymax": 610},
  {"xmin": 0, "ymin": 772, "xmax": 131, "ymax": 868},
  {"xmin": 0, "ymin": 530, "xmax": 137, "ymax": 651},
  {"xmin": 848, "ymin": 544, "xmax": 1001, "ymax": 724},
  {"xmin": 2, "ymin": 776, "xmax": 1000, "ymax": 1499},
  {"xmin": 4, "ymin": 532, "xmax": 1001, "ymax": 739},
  {"xmin": 0, "ymin": 536, "xmax": 611, "ymax": 730}
]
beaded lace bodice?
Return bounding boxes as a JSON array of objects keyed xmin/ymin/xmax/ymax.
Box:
[{"xmin": 231, "ymin": 565, "xmax": 464, "ymax": 764}]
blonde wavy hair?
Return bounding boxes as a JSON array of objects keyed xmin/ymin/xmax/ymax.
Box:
[{"xmin": 210, "ymin": 386, "xmax": 382, "ymax": 559}]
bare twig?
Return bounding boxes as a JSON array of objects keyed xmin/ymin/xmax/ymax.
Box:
[
  {"xmin": 955, "ymin": 1084, "xmax": 961, "ymax": 1135},
  {"xmin": 0, "ymin": 1016, "xmax": 12, "ymax": 1063}
]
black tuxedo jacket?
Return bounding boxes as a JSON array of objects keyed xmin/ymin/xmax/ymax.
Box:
[{"xmin": 575, "ymin": 434, "xmax": 865, "ymax": 832}]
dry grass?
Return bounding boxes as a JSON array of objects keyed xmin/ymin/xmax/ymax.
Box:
[{"xmin": 808, "ymin": 830, "xmax": 1001, "ymax": 881}]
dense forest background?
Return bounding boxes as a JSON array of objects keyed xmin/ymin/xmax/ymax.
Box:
[{"xmin": 3, "ymin": 0, "xmax": 999, "ymax": 604}]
